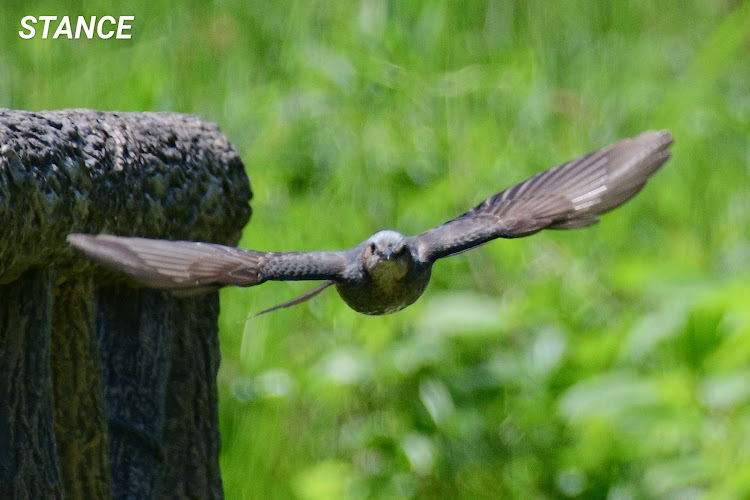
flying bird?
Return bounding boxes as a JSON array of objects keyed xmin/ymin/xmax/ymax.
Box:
[{"xmin": 68, "ymin": 130, "xmax": 674, "ymax": 315}]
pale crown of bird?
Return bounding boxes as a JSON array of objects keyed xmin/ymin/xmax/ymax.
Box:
[{"xmin": 363, "ymin": 230, "xmax": 410, "ymax": 281}]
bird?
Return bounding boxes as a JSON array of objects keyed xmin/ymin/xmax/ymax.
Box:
[{"xmin": 68, "ymin": 130, "xmax": 674, "ymax": 316}]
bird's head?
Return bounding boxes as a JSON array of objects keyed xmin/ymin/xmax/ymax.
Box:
[{"xmin": 363, "ymin": 230, "xmax": 410, "ymax": 280}]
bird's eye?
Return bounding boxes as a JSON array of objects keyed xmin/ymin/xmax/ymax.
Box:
[{"xmin": 369, "ymin": 242, "xmax": 377, "ymax": 253}]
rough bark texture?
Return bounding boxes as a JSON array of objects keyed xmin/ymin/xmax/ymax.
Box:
[
  {"xmin": 0, "ymin": 109, "xmax": 252, "ymax": 498},
  {"xmin": 97, "ymin": 288, "xmax": 175, "ymax": 498},
  {"xmin": 0, "ymin": 269, "xmax": 62, "ymax": 499},
  {"xmin": 51, "ymin": 277, "xmax": 111, "ymax": 499},
  {"xmin": 0, "ymin": 108, "xmax": 252, "ymax": 283},
  {"xmin": 160, "ymin": 294, "xmax": 223, "ymax": 499}
]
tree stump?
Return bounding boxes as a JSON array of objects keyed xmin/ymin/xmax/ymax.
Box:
[{"xmin": 0, "ymin": 109, "xmax": 252, "ymax": 499}]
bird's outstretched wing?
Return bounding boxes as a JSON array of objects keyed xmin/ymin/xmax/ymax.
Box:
[
  {"xmin": 411, "ymin": 130, "xmax": 674, "ymax": 263},
  {"xmin": 66, "ymin": 234, "xmax": 349, "ymax": 289}
]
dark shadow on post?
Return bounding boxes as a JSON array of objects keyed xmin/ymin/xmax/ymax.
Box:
[
  {"xmin": 0, "ymin": 109, "xmax": 252, "ymax": 498},
  {"xmin": 0, "ymin": 269, "xmax": 62, "ymax": 499},
  {"xmin": 161, "ymin": 294, "xmax": 223, "ymax": 497}
]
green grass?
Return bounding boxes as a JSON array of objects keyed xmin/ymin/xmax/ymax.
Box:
[{"xmin": 3, "ymin": 1, "xmax": 750, "ymax": 498}]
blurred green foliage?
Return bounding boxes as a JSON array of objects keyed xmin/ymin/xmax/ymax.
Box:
[{"xmin": 3, "ymin": 1, "xmax": 750, "ymax": 498}]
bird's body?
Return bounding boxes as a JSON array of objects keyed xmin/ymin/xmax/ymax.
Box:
[
  {"xmin": 334, "ymin": 231, "xmax": 432, "ymax": 315},
  {"xmin": 67, "ymin": 130, "xmax": 675, "ymax": 316}
]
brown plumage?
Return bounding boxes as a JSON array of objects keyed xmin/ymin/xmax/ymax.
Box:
[{"xmin": 68, "ymin": 130, "xmax": 674, "ymax": 315}]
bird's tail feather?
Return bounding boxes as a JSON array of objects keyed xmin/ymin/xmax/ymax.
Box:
[{"xmin": 250, "ymin": 280, "xmax": 334, "ymax": 318}]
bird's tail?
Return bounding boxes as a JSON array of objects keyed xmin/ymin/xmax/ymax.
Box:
[{"xmin": 250, "ymin": 280, "xmax": 335, "ymax": 318}]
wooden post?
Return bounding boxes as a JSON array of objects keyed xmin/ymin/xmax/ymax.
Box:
[{"xmin": 0, "ymin": 109, "xmax": 252, "ymax": 498}]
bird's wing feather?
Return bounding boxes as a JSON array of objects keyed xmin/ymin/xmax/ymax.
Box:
[
  {"xmin": 67, "ymin": 234, "xmax": 349, "ymax": 288},
  {"xmin": 412, "ymin": 130, "xmax": 674, "ymax": 263}
]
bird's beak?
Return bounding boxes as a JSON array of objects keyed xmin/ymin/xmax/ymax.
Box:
[{"xmin": 383, "ymin": 250, "xmax": 393, "ymax": 259}]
